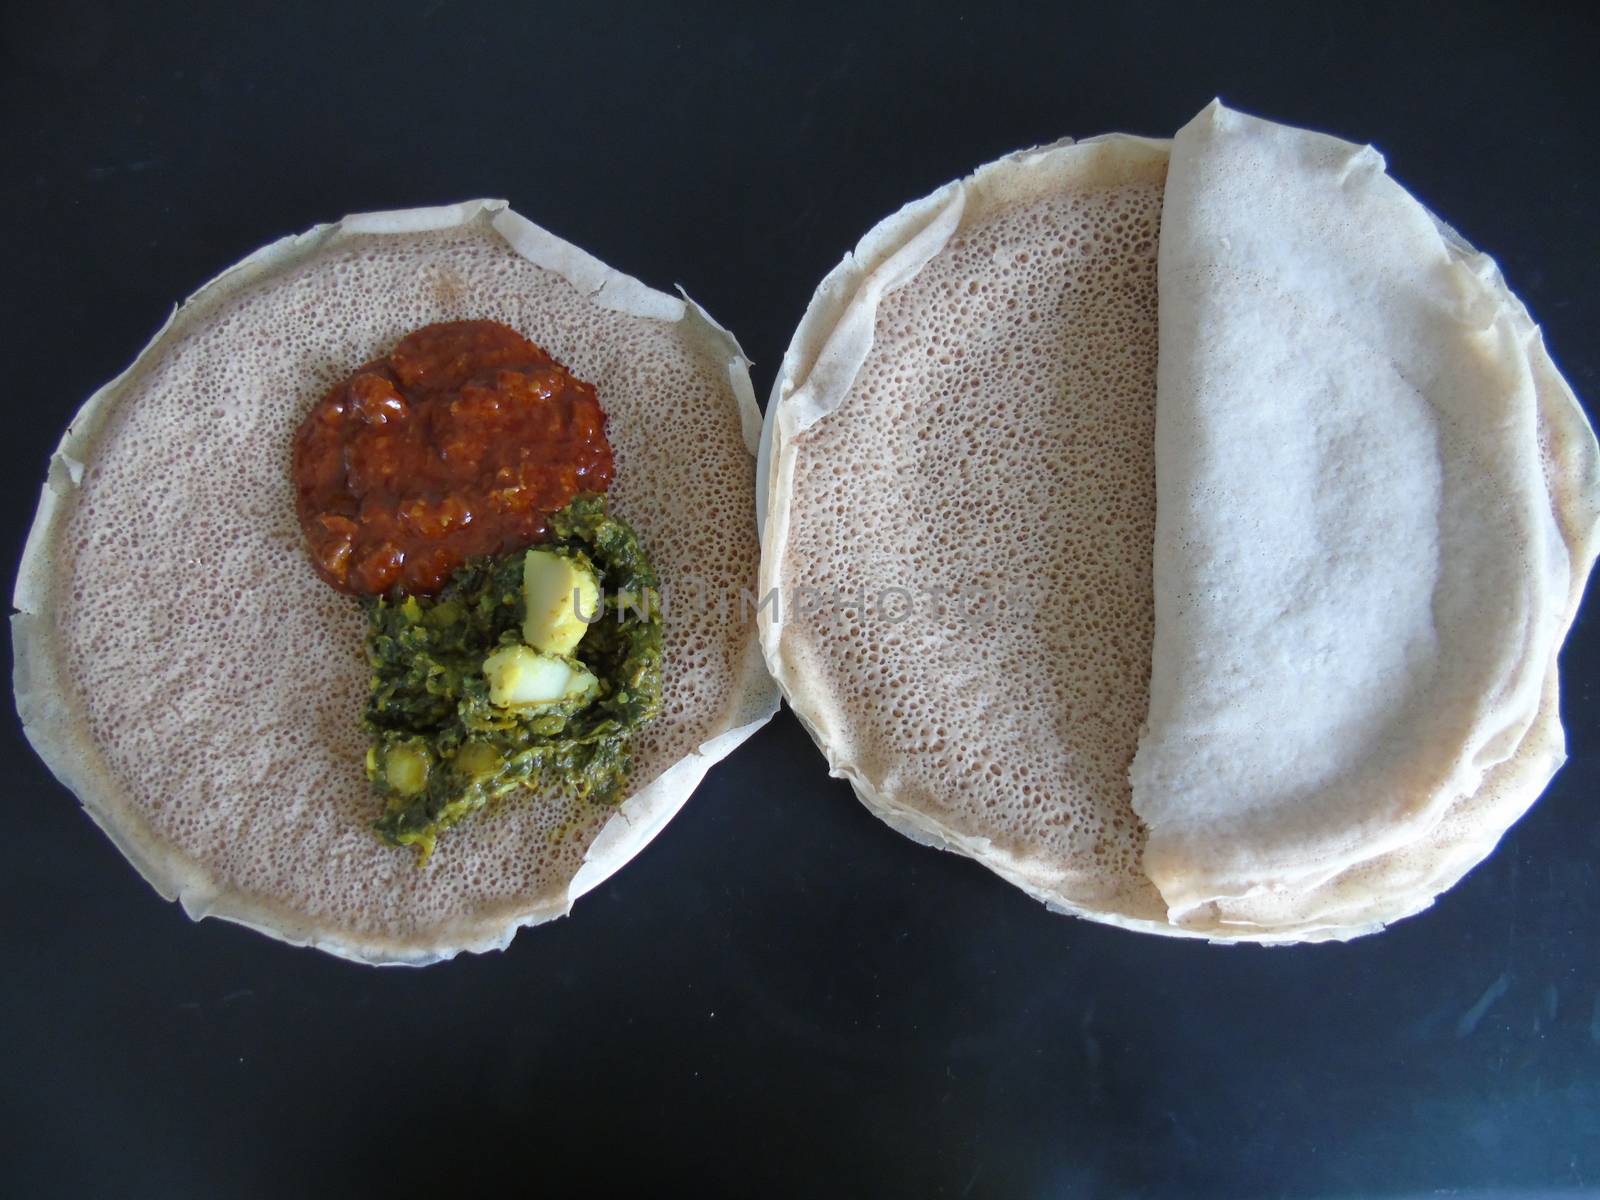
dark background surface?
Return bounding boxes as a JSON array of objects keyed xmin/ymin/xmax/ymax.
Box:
[{"xmin": 3, "ymin": 2, "xmax": 1597, "ymax": 1197}]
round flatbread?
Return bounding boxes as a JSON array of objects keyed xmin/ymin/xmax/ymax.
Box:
[
  {"xmin": 758, "ymin": 104, "xmax": 1599, "ymax": 941},
  {"xmin": 15, "ymin": 200, "xmax": 777, "ymax": 964},
  {"xmin": 760, "ymin": 134, "xmax": 1180, "ymax": 934}
]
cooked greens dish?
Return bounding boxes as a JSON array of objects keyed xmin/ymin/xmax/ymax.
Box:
[{"xmin": 363, "ymin": 496, "xmax": 663, "ymax": 861}]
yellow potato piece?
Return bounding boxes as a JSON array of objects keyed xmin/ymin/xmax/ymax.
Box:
[
  {"xmin": 383, "ymin": 744, "xmax": 430, "ymax": 796},
  {"xmin": 521, "ymin": 549, "xmax": 599, "ymax": 655},
  {"xmin": 482, "ymin": 644, "xmax": 598, "ymax": 708}
]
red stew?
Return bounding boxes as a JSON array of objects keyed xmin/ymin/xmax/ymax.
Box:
[{"xmin": 292, "ymin": 320, "xmax": 614, "ymax": 596}]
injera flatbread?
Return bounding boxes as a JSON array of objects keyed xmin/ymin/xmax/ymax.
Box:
[
  {"xmin": 15, "ymin": 200, "xmax": 778, "ymax": 964},
  {"xmin": 759, "ymin": 106, "xmax": 1598, "ymax": 940}
]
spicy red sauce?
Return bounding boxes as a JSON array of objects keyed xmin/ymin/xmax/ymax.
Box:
[{"xmin": 292, "ymin": 320, "xmax": 614, "ymax": 596}]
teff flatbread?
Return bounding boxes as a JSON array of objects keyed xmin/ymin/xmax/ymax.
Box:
[
  {"xmin": 759, "ymin": 104, "xmax": 1598, "ymax": 940},
  {"xmin": 1131, "ymin": 103, "xmax": 1598, "ymax": 934},
  {"xmin": 760, "ymin": 135, "xmax": 1179, "ymax": 933},
  {"xmin": 15, "ymin": 201, "xmax": 777, "ymax": 963}
]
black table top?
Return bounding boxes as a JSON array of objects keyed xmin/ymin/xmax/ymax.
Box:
[{"xmin": 4, "ymin": 2, "xmax": 1597, "ymax": 1196}]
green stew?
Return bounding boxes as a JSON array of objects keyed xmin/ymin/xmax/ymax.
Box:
[{"xmin": 363, "ymin": 495, "xmax": 663, "ymax": 861}]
